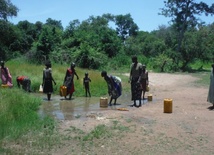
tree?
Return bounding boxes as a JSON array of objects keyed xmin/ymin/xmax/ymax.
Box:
[
  {"xmin": 0, "ymin": 0, "xmax": 18, "ymax": 60},
  {"xmin": 0, "ymin": 20, "xmax": 22, "ymax": 59},
  {"xmin": 114, "ymin": 14, "xmax": 139, "ymax": 41},
  {"xmin": 160, "ymin": 0, "xmax": 214, "ymax": 70},
  {"xmin": 63, "ymin": 19, "xmax": 80, "ymax": 39},
  {"xmin": 45, "ymin": 18, "xmax": 63, "ymax": 30},
  {"xmin": 0, "ymin": 0, "xmax": 18, "ymax": 20}
]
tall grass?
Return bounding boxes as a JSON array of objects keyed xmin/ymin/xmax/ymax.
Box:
[
  {"xmin": 6, "ymin": 60, "xmax": 130, "ymax": 97},
  {"xmin": 0, "ymin": 88, "xmax": 43, "ymax": 139},
  {"xmin": 0, "ymin": 87, "xmax": 59, "ymax": 154}
]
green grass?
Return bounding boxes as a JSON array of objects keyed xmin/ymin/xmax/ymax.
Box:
[
  {"xmin": 1, "ymin": 59, "xmax": 212, "ymax": 154},
  {"xmin": 82, "ymin": 124, "xmax": 111, "ymax": 141},
  {"xmin": 0, "ymin": 88, "xmax": 41, "ymax": 139},
  {"xmin": 6, "ymin": 60, "xmax": 130, "ymax": 97},
  {"xmin": 0, "ymin": 87, "xmax": 57, "ymax": 154}
]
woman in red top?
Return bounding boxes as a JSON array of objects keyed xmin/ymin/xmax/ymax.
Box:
[
  {"xmin": 16, "ymin": 76, "xmax": 31, "ymax": 92},
  {"xmin": 63, "ymin": 62, "xmax": 79, "ymax": 100}
]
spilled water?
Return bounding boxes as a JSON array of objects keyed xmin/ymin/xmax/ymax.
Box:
[{"xmin": 37, "ymin": 93, "xmax": 152, "ymax": 120}]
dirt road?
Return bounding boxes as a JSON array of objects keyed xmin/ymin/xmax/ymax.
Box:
[{"xmin": 55, "ymin": 72, "xmax": 214, "ymax": 155}]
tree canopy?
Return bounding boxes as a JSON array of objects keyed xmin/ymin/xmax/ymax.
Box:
[
  {"xmin": 0, "ymin": 0, "xmax": 18, "ymax": 20},
  {"xmin": 160, "ymin": 0, "xmax": 214, "ymax": 70},
  {"xmin": 0, "ymin": 0, "xmax": 214, "ymax": 72}
]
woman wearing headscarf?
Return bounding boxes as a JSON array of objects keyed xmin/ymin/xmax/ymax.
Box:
[{"xmin": 0, "ymin": 61, "xmax": 13, "ymax": 87}]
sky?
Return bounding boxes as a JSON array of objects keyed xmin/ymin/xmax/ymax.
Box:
[{"xmin": 9, "ymin": 0, "xmax": 214, "ymax": 32}]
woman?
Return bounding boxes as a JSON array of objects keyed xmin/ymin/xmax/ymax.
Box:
[
  {"xmin": 0, "ymin": 61, "xmax": 13, "ymax": 87},
  {"xmin": 138, "ymin": 65, "xmax": 149, "ymax": 100},
  {"xmin": 129, "ymin": 56, "xmax": 142, "ymax": 107},
  {"xmin": 207, "ymin": 64, "xmax": 214, "ymax": 107},
  {"xmin": 42, "ymin": 61, "xmax": 56, "ymax": 101},
  {"xmin": 63, "ymin": 62, "xmax": 79, "ymax": 100},
  {"xmin": 16, "ymin": 75, "xmax": 31, "ymax": 92},
  {"xmin": 101, "ymin": 71, "xmax": 122, "ymax": 106}
]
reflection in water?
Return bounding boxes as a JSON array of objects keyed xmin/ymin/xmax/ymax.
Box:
[
  {"xmin": 38, "ymin": 92, "xmax": 155, "ymax": 120},
  {"xmin": 83, "ymin": 97, "xmax": 90, "ymax": 111},
  {"xmin": 60, "ymin": 100, "xmax": 75, "ymax": 120}
]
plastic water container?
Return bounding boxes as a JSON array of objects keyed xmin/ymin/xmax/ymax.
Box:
[
  {"xmin": 1, "ymin": 84, "xmax": 8, "ymax": 88},
  {"xmin": 164, "ymin": 98, "xmax": 173, "ymax": 113},
  {"xmin": 60, "ymin": 86, "xmax": 67, "ymax": 97},
  {"xmin": 148, "ymin": 94, "xmax": 152, "ymax": 101},
  {"xmin": 100, "ymin": 97, "xmax": 108, "ymax": 108}
]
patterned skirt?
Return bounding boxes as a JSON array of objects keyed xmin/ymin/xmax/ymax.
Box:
[{"xmin": 131, "ymin": 77, "xmax": 142, "ymax": 100}]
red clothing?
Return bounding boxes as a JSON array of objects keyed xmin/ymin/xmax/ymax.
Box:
[
  {"xmin": 64, "ymin": 68, "xmax": 75, "ymax": 94},
  {"xmin": 17, "ymin": 76, "xmax": 27, "ymax": 82}
]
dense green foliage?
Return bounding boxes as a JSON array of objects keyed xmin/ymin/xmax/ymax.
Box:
[
  {"xmin": 160, "ymin": 0, "xmax": 214, "ymax": 70},
  {"xmin": 0, "ymin": 0, "xmax": 214, "ymax": 72}
]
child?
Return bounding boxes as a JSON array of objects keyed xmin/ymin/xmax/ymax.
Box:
[
  {"xmin": 138, "ymin": 65, "xmax": 149, "ymax": 101},
  {"xmin": 83, "ymin": 72, "xmax": 91, "ymax": 97}
]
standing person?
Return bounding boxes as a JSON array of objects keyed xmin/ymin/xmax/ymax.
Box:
[
  {"xmin": 0, "ymin": 61, "xmax": 13, "ymax": 87},
  {"xmin": 63, "ymin": 62, "xmax": 79, "ymax": 100},
  {"xmin": 42, "ymin": 61, "xmax": 56, "ymax": 101},
  {"xmin": 83, "ymin": 72, "xmax": 91, "ymax": 97},
  {"xmin": 129, "ymin": 56, "xmax": 142, "ymax": 107},
  {"xmin": 138, "ymin": 65, "xmax": 149, "ymax": 100},
  {"xmin": 101, "ymin": 71, "xmax": 122, "ymax": 106},
  {"xmin": 207, "ymin": 64, "xmax": 214, "ymax": 107},
  {"xmin": 16, "ymin": 76, "xmax": 31, "ymax": 92}
]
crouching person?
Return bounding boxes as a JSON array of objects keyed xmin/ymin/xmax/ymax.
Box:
[
  {"xmin": 16, "ymin": 76, "xmax": 31, "ymax": 92},
  {"xmin": 101, "ymin": 71, "xmax": 122, "ymax": 106}
]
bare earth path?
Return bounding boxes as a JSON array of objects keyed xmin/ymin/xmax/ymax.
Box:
[{"xmin": 54, "ymin": 73, "xmax": 214, "ymax": 155}]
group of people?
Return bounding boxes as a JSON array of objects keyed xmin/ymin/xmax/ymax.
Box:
[
  {"xmin": 0, "ymin": 60, "xmax": 33, "ymax": 92},
  {"xmin": 0, "ymin": 60, "xmax": 91, "ymax": 101},
  {"xmin": 0, "ymin": 58, "xmax": 148, "ymax": 106},
  {"xmin": 43, "ymin": 60, "xmax": 103, "ymax": 101},
  {"xmin": 42, "ymin": 61, "xmax": 91, "ymax": 101},
  {"xmin": 101, "ymin": 56, "xmax": 149, "ymax": 107},
  {"xmin": 129, "ymin": 56, "xmax": 149, "ymax": 107},
  {"xmin": 2, "ymin": 58, "xmax": 214, "ymax": 108}
]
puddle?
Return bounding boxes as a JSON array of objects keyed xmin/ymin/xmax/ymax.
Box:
[{"xmin": 37, "ymin": 93, "xmax": 156, "ymax": 120}]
